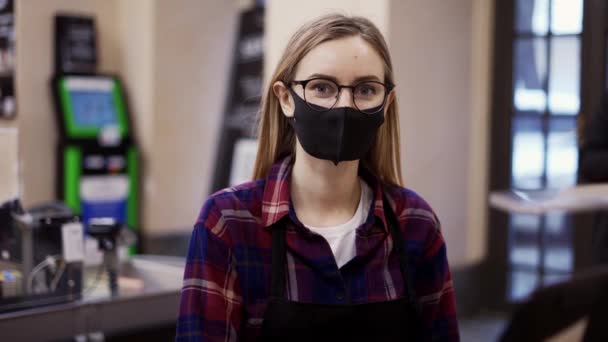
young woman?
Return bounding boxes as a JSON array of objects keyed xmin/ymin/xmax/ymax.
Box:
[{"xmin": 177, "ymin": 14, "xmax": 459, "ymax": 341}]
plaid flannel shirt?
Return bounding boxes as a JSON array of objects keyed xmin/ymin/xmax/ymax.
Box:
[{"xmin": 176, "ymin": 156, "xmax": 459, "ymax": 341}]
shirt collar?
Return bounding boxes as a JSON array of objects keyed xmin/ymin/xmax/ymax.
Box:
[{"xmin": 260, "ymin": 155, "xmax": 390, "ymax": 233}]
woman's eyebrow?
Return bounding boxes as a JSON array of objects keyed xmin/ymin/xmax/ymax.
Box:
[
  {"xmin": 352, "ymin": 75, "xmax": 383, "ymax": 83},
  {"xmin": 306, "ymin": 73, "xmax": 383, "ymax": 83}
]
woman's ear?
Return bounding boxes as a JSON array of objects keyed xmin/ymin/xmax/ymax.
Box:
[
  {"xmin": 273, "ymin": 81, "xmax": 295, "ymax": 117},
  {"xmin": 384, "ymin": 89, "xmax": 396, "ymax": 114}
]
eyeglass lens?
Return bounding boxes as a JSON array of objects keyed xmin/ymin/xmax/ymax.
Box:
[{"xmin": 302, "ymin": 79, "xmax": 387, "ymax": 114}]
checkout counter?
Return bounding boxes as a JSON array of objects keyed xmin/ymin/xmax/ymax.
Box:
[
  {"xmin": 0, "ymin": 200, "xmax": 184, "ymax": 340},
  {"xmin": 0, "ymin": 255, "xmax": 183, "ymax": 340}
]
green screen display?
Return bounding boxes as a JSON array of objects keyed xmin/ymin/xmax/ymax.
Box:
[{"xmin": 58, "ymin": 76, "xmax": 129, "ymax": 139}]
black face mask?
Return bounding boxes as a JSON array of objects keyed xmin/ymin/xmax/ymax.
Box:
[{"xmin": 288, "ymin": 88, "xmax": 385, "ymax": 165}]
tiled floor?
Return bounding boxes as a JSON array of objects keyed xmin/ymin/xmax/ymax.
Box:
[{"xmin": 460, "ymin": 314, "xmax": 508, "ymax": 342}]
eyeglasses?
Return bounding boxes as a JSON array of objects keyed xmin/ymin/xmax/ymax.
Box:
[{"xmin": 290, "ymin": 78, "xmax": 394, "ymax": 114}]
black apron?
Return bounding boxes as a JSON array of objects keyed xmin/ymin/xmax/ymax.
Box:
[{"xmin": 259, "ymin": 193, "xmax": 422, "ymax": 341}]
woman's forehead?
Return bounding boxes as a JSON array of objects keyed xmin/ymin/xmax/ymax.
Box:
[{"xmin": 294, "ymin": 35, "xmax": 385, "ymax": 83}]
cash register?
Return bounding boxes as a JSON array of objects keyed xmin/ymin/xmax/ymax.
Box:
[
  {"xmin": 0, "ymin": 198, "xmax": 135, "ymax": 313},
  {"xmin": 0, "ymin": 199, "xmax": 83, "ymax": 312}
]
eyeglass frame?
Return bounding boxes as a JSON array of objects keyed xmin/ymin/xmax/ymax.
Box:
[{"xmin": 289, "ymin": 77, "xmax": 395, "ymax": 114}]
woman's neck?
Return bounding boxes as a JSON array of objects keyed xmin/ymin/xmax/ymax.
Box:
[{"xmin": 290, "ymin": 146, "xmax": 361, "ymax": 228}]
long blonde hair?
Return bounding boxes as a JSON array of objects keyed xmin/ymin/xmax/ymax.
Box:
[{"xmin": 252, "ymin": 14, "xmax": 403, "ymax": 186}]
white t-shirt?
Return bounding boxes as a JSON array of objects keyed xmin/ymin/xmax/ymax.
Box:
[{"xmin": 305, "ymin": 178, "xmax": 373, "ymax": 268}]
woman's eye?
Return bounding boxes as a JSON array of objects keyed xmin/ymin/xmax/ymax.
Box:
[
  {"xmin": 314, "ymin": 84, "xmax": 330, "ymax": 93},
  {"xmin": 357, "ymin": 86, "xmax": 376, "ymax": 96}
]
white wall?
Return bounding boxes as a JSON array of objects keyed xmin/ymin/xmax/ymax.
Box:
[
  {"xmin": 144, "ymin": 0, "xmax": 237, "ymax": 235},
  {"xmin": 0, "ymin": 127, "xmax": 19, "ymax": 202},
  {"xmin": 390, "ymin": 0, "xmax": 474, "ymax": 267},
  {"xmin": 468, "ymin": 0, "xmax": 493, "ymax": 264}
]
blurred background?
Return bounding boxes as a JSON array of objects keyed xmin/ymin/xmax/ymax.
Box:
[{"xmin": 0, "ymin": 0, "xmax": 606, "ymax": 340}]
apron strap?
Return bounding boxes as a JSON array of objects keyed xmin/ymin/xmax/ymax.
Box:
[
  {"xmin": 382, "ymin": 191, "xmax": 420, "ymax": 308},
  {"xmin": 270, "ymin": 220, "xmax": 287, "ymax": 298}
]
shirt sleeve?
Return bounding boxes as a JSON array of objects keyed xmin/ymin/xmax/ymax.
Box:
[
  {"xmin": 176, "ymin": 205, "xmax": 243, "ymax": 342},
  {"xmin": 416, "ymin": 227, "xmax": 460, "ymax": 341}
]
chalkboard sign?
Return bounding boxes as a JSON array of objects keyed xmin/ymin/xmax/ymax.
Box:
[
  {"xmin": 211, "ymin": 6, "xmax": 264, "ymax": 192},
  {"xmin": 54, "ymin": 14, "xmax": 97, "ymax": 75}
]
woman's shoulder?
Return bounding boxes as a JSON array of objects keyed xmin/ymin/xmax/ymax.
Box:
[
  {"xmin": 385, "ymin": 184, "xmax": 437, "ymax": 217},
  {"xmin": 194, "ymin": 179, "xmax": 267, "ymax": 230},
  {"xmin": 383, "ymin": 184, "xmax": 442, "ymax": 244}
]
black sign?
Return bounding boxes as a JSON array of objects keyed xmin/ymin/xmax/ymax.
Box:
[
  {"xmin": 54, "ymin": 15, "xmax": 97, "ymax": 74},
  {"xmin": 211, "ymin": 6, "xmax": 264, "ymax": 192},
  {"xmin": 0, "ymin": 0, "xmax": 15, "ymax": 120}
]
